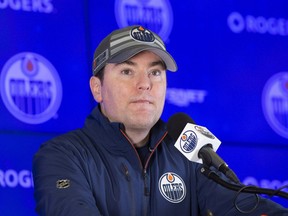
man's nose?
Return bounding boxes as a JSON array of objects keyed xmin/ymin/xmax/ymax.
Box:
[{"xmin": 137, "ymin": 73, "xmax": 152, "ymax": 90}]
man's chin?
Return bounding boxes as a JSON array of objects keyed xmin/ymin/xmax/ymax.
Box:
[{"xmin": 130, "ymin": 117, "xmax": 158, "ymax": 129}]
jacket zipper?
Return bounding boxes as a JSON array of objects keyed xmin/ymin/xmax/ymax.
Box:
[
  {"xmin": 120, "ymin": 129, "xmax": 168, "ymax": 196},
  {"xmin": 143, "ymin": 131, "xmax": 168, "ymax": 196},
  {"xmin": 143, "ymin": 169, "xmax": 149, "ymax": 196},
  {"xmin": 121, "ymin": 163, "xmax": 131, "ymax": 182}
]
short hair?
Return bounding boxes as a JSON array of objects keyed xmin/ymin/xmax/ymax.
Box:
[{"xmin": 94, "ymin": 66, "xmax": 105, "ymax": 83}]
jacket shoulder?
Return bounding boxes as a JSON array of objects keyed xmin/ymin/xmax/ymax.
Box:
[{"xmin": 36, "ymin": 129, "xmax": 91, "ymax": 157}]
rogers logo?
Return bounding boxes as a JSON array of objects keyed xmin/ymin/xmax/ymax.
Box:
[
  {"xmin": 227, "ymin": 11, "xmax": 288, "ymax": 36},
  {"xmin": 0, "ymin": 169, "xmax": 34, "ymax": 188},
  {"xmin": 166, "ymin": 88, "xmax": 207, "ymax": 107},
  {"xmin": 0, "ymin": 0, "xmax": 54, "ymax": 13}
]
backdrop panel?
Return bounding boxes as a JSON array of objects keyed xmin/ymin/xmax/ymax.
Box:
[{"xmin": 0, "ymin": 0, "xmax": 287, "ymax": 215}]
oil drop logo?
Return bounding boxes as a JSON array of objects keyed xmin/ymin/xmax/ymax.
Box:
[
  {"xmin": 0, "ymin": 52, "xmax": 62, "ymax": 124},
  {"xmin": 262, "ymin": 72, "xmax": 288, "ymax": 139},
  {"xmin": 158, "ymin": 172, "xmax": 186, "ymax": 203},
  {"xmin": 114, "ymin": 0, "xmax": 173, "ymax": 41}
]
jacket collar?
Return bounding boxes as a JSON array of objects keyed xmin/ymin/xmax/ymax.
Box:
[{"xmin": 83, "ymin": 105, "xmax": 167, "ymax": 153}]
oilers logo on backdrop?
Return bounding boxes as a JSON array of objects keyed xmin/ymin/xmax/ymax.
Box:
[
  {"xmin": 180, "ymin": 130, "xmax": 198, "ymax": 153},
  {"xmin": 158, "ymin": 172, "xmax": 186, "ymax": 203},
  {"xmin": 114, "ymin": 0, "xmax": 173, "ymax": 41},
  {"xmin": 262, "ymin": 72, "xmax": 288, "ymax": 139},
  {"xmin": 0, "ymin": 52, "xmax": 62, "ymax": 124}
]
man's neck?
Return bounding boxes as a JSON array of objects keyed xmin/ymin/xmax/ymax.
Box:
[{"xmin": 125, "ymin": 129, "xmax": 150, "ymax": 148}]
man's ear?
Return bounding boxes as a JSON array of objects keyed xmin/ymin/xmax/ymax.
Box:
[{"xmin": 90, "ymin": 76, "xmax": 102, "ymax": 103}]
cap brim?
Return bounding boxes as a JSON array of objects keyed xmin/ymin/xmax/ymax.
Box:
[{"xmin": 108, "ymin": 46, "xmax": 177, "ymax": 72}]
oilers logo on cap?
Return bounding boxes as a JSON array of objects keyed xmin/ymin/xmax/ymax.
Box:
[
  {"xmin": 130, "ymin": 26, "xmax": 155, "ymax": 43},
  {"xmin": 0, "ymin": 52, "xmax": 62, "ymax": 124}
]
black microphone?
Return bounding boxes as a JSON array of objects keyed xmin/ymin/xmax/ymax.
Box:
[{"xmin": 167, "ymin": 112, "xmax": 240, "ymax": 184}]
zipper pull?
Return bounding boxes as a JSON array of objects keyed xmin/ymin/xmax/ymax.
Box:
[
  {"xmin": 122, "ymin": 164, "xmax": 131, "ymax": 182},
  {"xmin": 143, "ymin": 169, "xmax": 150, "ymax": 196}
]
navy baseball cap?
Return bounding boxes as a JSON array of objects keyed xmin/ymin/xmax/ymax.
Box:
[{"xmin": 92, "ymin": 25, "xmax": 177, "ymax": 75}]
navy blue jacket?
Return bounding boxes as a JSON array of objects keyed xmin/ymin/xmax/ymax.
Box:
[{"xmin": 33, "ymin": 107, "xmax": 288, "ymax": 215}]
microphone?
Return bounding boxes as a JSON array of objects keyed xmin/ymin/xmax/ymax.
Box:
[{"xmin": 167, "ymin": 112, "xmax": 240, "ymax": 184}]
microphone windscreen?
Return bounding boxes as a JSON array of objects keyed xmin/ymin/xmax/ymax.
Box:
[{"xmin": 167, "ymin": 112, "xmax": 195, "ymax": 140}]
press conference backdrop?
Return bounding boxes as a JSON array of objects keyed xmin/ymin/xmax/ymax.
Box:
[{"xmin": 0, "ymin": 0, "xmax": 287, "ymax": 215}]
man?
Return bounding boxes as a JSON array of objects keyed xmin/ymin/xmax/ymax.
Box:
[{"xmin": 32, "ymin": 25, "xmax": 288, "ymax": 215}]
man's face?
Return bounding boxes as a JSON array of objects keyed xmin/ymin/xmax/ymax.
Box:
[{"xmin": 91, "ymin": 51, "xmax": 167, "ymax": 132}]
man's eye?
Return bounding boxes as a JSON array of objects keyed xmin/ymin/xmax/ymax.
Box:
[
  {"xmin": 121, "ymin": 69, "xmax": 132, "ymax": 75},
  {"xmin": 150, "ymin": 70, "xmax": 161, "ymax": 76}
]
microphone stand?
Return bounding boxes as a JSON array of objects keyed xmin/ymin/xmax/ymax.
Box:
[{"xmin": 200, "ymin": 165, "xmax": 288, "ymax": 199}]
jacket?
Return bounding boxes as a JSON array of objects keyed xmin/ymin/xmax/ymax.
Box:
[{"xmin": 32, "ymin": 106, "xmax": 288, "ymax": 215}]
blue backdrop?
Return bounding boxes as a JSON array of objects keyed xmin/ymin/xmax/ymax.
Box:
[{"xmin": 0, "ymin": 0, "xmax": 287, "ymax": 215}]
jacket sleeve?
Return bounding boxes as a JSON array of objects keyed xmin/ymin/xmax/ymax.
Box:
[
  {"xmin": 194, "ymin": 165, "xmax": 288, "ymax": 216},
  {"xmin": 32, "ymin": 137, "xmax": 102, "ymax": 216}
]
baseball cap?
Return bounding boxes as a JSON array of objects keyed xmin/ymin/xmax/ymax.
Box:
[{"xmin": 92, "ymin": 25, "xmax": 177, "ymax": 75}]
